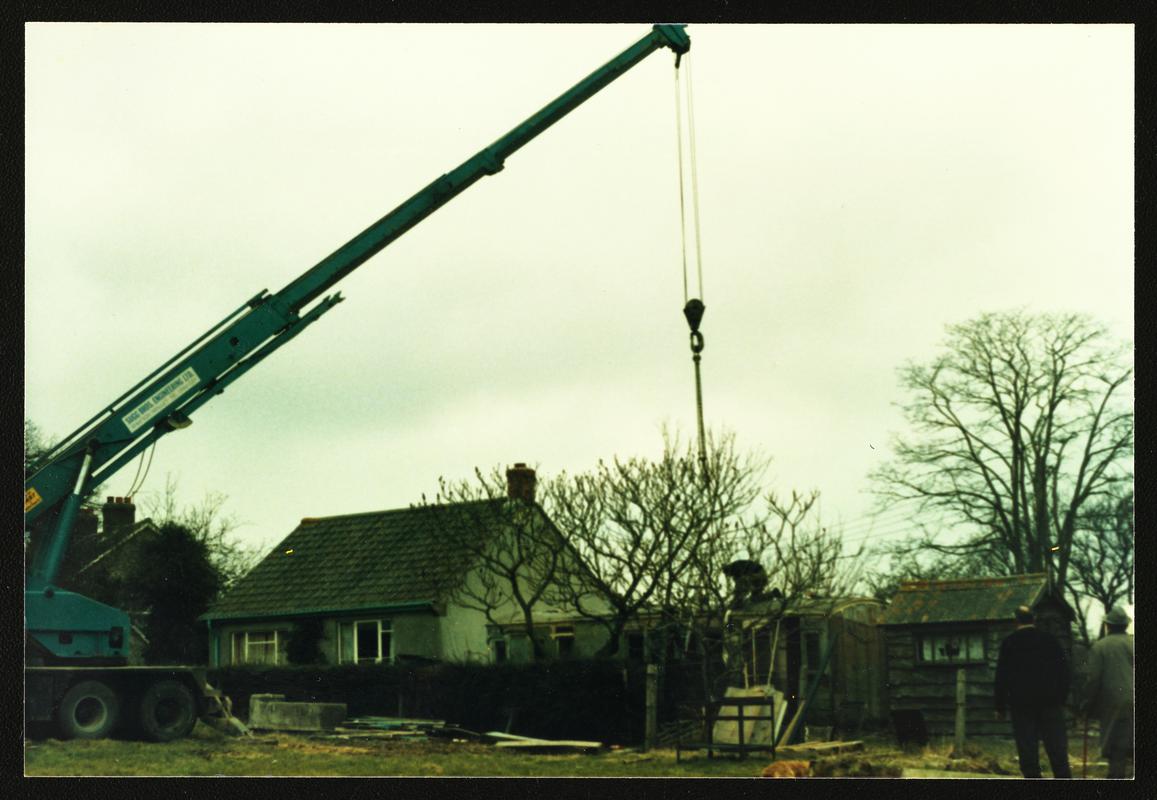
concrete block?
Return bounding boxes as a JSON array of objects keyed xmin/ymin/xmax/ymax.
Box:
[{"xmin": 248, "ymin": 694, "xmax": 346, "ymax": 732}]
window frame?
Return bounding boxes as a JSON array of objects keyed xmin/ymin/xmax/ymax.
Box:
[
  {"xmin": 337, "ymin": 618, "xmax": 394, "ymax": 665},
  {"xmin": 915, "ymin": 629, "xmax": 987, "ymax": 666},
  {"xmin": 231, "ymin": 629, "xmax": 283, "ymax": 666},
  {"xmin": 550, "ymin": 624, "xmax": 576, "ymax": 659}
]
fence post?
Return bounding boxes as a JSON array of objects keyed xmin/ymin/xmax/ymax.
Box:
[
  {"xmin": 644, "ymin": 663, "xmax": 658, "ymax": 752},
  {"xmin": 953, "ymin": 668, "xmax": 966, "ymax": 757}
]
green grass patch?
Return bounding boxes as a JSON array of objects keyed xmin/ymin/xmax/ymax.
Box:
[
  {"xmin": 24, "ymin": 723, "xmax": 769, "ymax": 777},
  {"xmin": 27, "ymin": 725, "xmax": 1092, "ymax": 778}
]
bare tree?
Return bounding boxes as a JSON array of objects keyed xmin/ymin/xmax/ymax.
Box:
[
  {"xmin": 541, "ymin": 429, "xmax": 766, "ymax": 659},
  {"xmin": 24, "ymin": 418, "xmax": 55, "ymax": 475},
  {"xmin": 1067, "ymin": 486, "xmax": 1133, "ymax": 644},
  {"xmin": 762, "ymin": 491, "xmax": 865, "ymax": 602},
  {"xmin": 676, "ymin": 489, "xmax": 864, "ymax": 698},
  {"xmin": 138, "ymin": 474, "xmax": 263, "ymax": 592},
  {"xmin": 871, "ymin": 311, "xmax": 1132, "ymax": 594},
  {"xmin": 424, "ymin": 468, "xmax": 564, "ymax": 661}
]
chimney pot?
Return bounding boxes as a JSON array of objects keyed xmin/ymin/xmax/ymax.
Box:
[{"xmin": 506, "ymin": 463, "xmax": 537, "ymax": 504}]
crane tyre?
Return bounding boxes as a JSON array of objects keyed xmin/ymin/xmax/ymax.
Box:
[
  {"xmin": 58, "ymin": 680, "xmax": 121, "ymax": 739},
  {"xmin": 138, "ymin": 679, "xmax": 198, "ymax": 742}
]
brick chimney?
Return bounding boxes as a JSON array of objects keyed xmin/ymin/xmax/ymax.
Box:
[
  {"xmin": 506, "ymin": 463, "xmax": 537, "ymax": 504},
  {"xmin": 102, "ymin": 496, "xmax": 136, "ymax": 538}
]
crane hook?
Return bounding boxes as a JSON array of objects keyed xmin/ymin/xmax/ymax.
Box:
[{"xmin": 682, "ymin": 297, "xmax": 709, "ymax": 483}]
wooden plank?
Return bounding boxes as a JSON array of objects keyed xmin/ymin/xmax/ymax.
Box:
[
  {"xmin": 885, "ymin": 669, "xmax": 993, "ymax": 684},
  {"xmin": 345, "ymin": 716, "xmax": 444, "ymax": 727},
  {"xmin": 775, "ymin": 740, "xmax": 864, "ymax": 759},
  {"xmin": 426, "ymin": 726, "xmax": 488, "ymax": 742},
  {"xmin": 495, "ymin": 740, "xmax": 603, "ymax": 753},
  {"xmin": 483, "ymin": 731, "xmax": 547, "ymax": 743}
]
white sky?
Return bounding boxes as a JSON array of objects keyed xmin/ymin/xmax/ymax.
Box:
[{"xmin": 25, "ymin": 23, "xmax": 1134, "ymax": 565}]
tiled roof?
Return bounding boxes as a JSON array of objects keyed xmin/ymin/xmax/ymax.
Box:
[
  {"xmin": 203, "ymin": 499, "xmax": 513, "ymax": 621},
  {"xmin": 882, "ymin": 573, "xmax": 1051, "ymax": 626}
]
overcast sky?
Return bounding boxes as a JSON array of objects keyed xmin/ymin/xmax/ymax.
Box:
[{"xmin": 25, "ymin": 23, "xmax": 1133, "ymax": 567}]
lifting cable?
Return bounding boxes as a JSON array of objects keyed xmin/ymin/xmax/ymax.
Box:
[
  {"xmin": 123, "ymin": 440, "xmax": 157, "ymax": 500},
  {"xmin": 674, "ymin": 55, "xmax": 709, "ymax": 482}
]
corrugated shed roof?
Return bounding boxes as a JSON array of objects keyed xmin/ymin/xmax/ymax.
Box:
[
  {"xmin": 882, "ymin": 573, "xmax": 1050, "ymax": 626},
  {"xmin": 203, "ymin": 499, "xmax": 512, "ymax": 621}
]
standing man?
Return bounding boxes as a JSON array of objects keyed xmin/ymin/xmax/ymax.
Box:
[
  {"xmin": 1083, "ymin": 606, "xmax": 1134, "ymax": 779},
  {"xmin": 994, "ymin": 605, "xmax": 1072, "ymax": 778}
]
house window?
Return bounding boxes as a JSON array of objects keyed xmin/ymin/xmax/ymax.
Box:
[
  {"xmin": 627, "ymin": 632, "xmax": 645, "ymax": 661},
  {"xmin": 491, "ymin": 638, "xmax": 507, "ymax": 663},
  {"xmin": 551, "ymin": 624, "xmax": 575, "ymax": 659},
  {"xmin": 338, "ymin": 619, "xmax": 393, "ymax": 665},
  {"xmin": 918, "ymin": 632, "xmax": 985, "ymax": 664},
  {"xmin": 231, "ymin": 630, "xmax": 281, "ymax": 665}
]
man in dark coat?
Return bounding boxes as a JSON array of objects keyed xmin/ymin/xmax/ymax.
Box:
[
  {"xmin": 994, "ymin": 605, "xmax": 1072, "ymax": 778},
  {"xmin": 1083, "ymin": 606, "xmax": 1134, "ymax": 778}
]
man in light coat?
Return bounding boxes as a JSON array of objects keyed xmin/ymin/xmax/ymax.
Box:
[{"xmin": 1083, "ymin": 606, "xmax": 1134, "ymax": 779}]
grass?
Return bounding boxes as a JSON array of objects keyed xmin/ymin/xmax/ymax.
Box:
[
  {"xmin": 23, "ymin": 724, "xmax": 1105, "ymax": 778},
  {"xmin": 24, "ymin": 723, "xmax": 768, "ymax": 777}
]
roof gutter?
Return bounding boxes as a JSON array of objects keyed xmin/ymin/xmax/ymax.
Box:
[{"xmin": 199, "ymin": 599, "xmax": 437, "ymax": 623}]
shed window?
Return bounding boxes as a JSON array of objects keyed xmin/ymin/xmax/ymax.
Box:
[
  {"xmin": 231, "ymin": 630, "xmax": 281, "ymax": 665},
  {"xmin": 918, "ymin": 632, "xmax": 985, "ymax": 664},
  {"xmin": 491, "ymin": 638, "xmax": 507, "ymax": 663},
  {"xmin": 338, "ymin": 619, "xmax": 393, "ymax": 665}
]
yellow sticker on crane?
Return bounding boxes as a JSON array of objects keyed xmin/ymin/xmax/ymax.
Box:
[{"xmin": 25, "ymin": 487, "xmax": 43, "ymax": 513}]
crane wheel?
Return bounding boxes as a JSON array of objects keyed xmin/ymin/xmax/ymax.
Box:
[
  {"xmin": 138, "ymin": 679, "xmax": 197, "ymax": 742},
  {"xmin": 58, "ymin": 680, "xmax": 121, "ymax": 740}
]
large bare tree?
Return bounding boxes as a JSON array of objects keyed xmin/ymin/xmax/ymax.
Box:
[
  {"xmin": 540, "ymin": 429, "xmax": 767, "ymax": 659},
  {"xmin": 674, "ymin": 488, "xmax": 864, "ymax": 698},
  {"xmin": 1067, "ymin": 486, "xmax": 1133, "ymax": 644},
  {"xmin": 871, "ymin": 311, "xmax": 1132, "ymax": 593},
  {"xmin": 423, "ymin": 468, "xmax": 564, "ymax": 661},
  {"xmin": 541, "ymin": 428, "xmax": 862, "ymax": 701}
]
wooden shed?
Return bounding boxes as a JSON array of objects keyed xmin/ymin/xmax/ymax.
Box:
[
  {"xmin": 881, "ymin": 573, "xmax": 1075, "ymax": 738},
  {"xmin": 734, "ymin": 596, "xmax": 887, "ymax": 732}
]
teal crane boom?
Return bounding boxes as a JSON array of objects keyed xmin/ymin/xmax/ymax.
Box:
[{"xmin": 25, "ymin": 25, "xmax": 690, "ymax": 668}]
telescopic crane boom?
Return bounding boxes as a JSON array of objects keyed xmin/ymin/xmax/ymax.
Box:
[{"xmin": 25, "ymin": 25, "xmax": 689, "ymax": 673}]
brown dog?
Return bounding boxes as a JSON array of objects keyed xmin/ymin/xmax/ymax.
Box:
[{"xmin": 760, "ymin": 760, "xmax": 812, "ymax": 777}]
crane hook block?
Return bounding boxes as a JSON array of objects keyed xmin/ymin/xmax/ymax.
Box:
[
  {"xmin": 683, "ymin": 298, "xmax": 705, "ymax": 333},
  {"xmin": 683, "ymin": 298, "xmax": 705, "ymax": 354}
]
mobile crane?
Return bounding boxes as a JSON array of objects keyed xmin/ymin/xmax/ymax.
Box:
[{"xmin": 25, "ymin": 25, "xmax": 691, "ymax": 741}]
